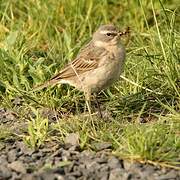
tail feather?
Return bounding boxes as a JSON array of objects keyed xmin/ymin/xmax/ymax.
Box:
[{"xmin": 33, "ymin": 79, "xmax": 59, "ymax": 91}]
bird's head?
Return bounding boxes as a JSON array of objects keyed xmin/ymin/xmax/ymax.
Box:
[{"xmin": 93, "ymin": 24, "xmax": 129, "ymax": 47}]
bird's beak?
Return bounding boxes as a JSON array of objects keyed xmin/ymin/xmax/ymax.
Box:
[{"xmin": 118, "ymin": 27, "xmax": 130, "ymax": 37}]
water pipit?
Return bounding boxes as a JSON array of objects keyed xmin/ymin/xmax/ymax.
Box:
[{"xmin": 35, "ymin": 25, "xmax": 129, "ymax": 117}]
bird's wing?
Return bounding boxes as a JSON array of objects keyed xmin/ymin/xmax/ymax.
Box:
[
  {"xmin": 33, "ymin": 44, "xmax": 102, "ymax": 90},
  {"xmin": 50, "ymin": 46, "xmax": 100, "ymax": 81}
]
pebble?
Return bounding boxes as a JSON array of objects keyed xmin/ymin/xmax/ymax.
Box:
[
  {"xmin": 158, "ymin": 170, "xmax": 179, "ymax": 180},
  {"xmin": 37, "ymin": 172, "xmax": 65, "ymax": 180},
  {"xmin": 0, "ymin": 165, "xmax": 12, "ymax": 179},
  {"xmin": 64, "ymin": 133, "xmax": 80, "ymax": 146},
  {"xmin": 93, "ymin": 142, "xmax": 112, "ymax": 151},
  {"xmin": 0, "ymin": 154, "xmax": 8, "ymax": 165},
  {"xmin": 16, "ymin": 141, "xmax": 35, "ymax": 155},
  {"xmin": 7, "ymin": 160, "xmax": 26, "ymax": 173},
  {"xmin": 108, "ymin": 156, "xmax": 123, "ymax": 169},
  {"xmin": 7, "ymin": 149, "xmax": 17, "ymax": 162},
  {"xmin": 21, "ymin": 174, "xmax": 36, "ymax": 180},
  {"xmin": 109, "ymin": 168, "xmax": 126, "ymax": 180}
]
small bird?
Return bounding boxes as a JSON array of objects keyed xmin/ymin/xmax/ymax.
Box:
[{"xmin": 35, "ymin": 25, "xmax": 129, "ymax": 117}]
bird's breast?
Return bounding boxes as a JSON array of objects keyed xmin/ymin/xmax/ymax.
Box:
[{"xmin": 83, "ymin": 47, "xmax": 125, "ymax": 93}]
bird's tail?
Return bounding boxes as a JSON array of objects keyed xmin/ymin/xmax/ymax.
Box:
[{"xmin": 33, "ymin": 79, "xmax": 59, "ymax": 91}]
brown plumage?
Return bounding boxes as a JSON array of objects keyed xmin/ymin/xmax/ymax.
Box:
[
  {"xmin": 34, "ymin": 25, "xmax": 129, "ymax": 94},
  {"xmin": 33, "ymin": 25, "xmax": 129, "ymax": 116}
]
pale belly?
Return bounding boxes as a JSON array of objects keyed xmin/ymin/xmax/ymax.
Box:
[{"xmin": 78, "ymin": 59, "xmax": 124, "ymax": 93}]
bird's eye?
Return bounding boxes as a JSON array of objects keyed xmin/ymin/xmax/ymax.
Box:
[
  {"xmin": 106, "ymin": 32, "xmax": 117, "ymax": 37},
  {"xmin": 106, "ymin": 33, "xmax": 111, "ymax": 36}
]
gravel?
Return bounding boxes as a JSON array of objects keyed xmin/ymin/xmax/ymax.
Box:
[
  {"xmin": 0, "ymin": 107, "xmax": 179, "ymax": 180},
  {"xmin": 0, "ymin": 140, "xmax": 179, "ymax": 180}
]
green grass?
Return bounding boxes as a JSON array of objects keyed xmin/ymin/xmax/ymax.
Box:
[{"xmin": 0, "ymin": 0, "xmax": 180, "ymax": 168}]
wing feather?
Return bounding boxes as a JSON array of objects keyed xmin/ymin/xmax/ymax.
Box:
[
  {"xmin": 50, "ymin": 46, "xmax": 100, "ymax": 81},
  {"xmin": 33, "ymin": 42, "xmax": 106, "ymax": 90}
]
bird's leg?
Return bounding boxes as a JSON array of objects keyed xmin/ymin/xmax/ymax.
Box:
[
  {"xmin": 93, "ymin": 93, "xmax": 103, "ymax": 118},
  {"xmin": 85, "ymin": 92, "xmax": 97, "ymax": 134},
  {"xmin": 85, "ymin": 92, "xmax": 92, "ymax": 117}
]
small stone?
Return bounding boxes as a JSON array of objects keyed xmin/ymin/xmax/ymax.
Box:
[
  {"xmin": 109, "ymin": 168, "xmax": 126, "ymax": 180},
  {"xmin": 65, "ymin": 175, "xmax": 76, "ymax": 180},
  {"xmin": 93, "ymin": 142, "xmax": 112, "ymax": 151},
  {"xmin": 7, "ymin": 149, "xmax": 17, "ymax": 162},
  {"xmin": 85, "ymin": 161, "xmax": 101, "ymax": 171},
  {"xmin": 140, "ymin": 164, "xmax": 157, "ymax": 179},
  {"xmin": 38, "ymin": 172, "xmax": 65, "ymax": 180},
  {"xmin": 0, "ymin": 155, "xmax": 8, "ymax": 165},
  {"xmin": 100, "ymin": 164, "xmax": 109, "ymax": 172},
  {"xmin": 95, "ymin": 157, "xmax": 107, "ymax": 164},
  {"xmin": 16, "ymin": 141, "xmax": 34, "ymax": 155},
  {"xmin": 7, "ymin": 161, "xmax": 26, "ymax": 173},
  {"xmin": 64, "ymin": 133, "xmax": 79, "ymax": 146},
  {"xmin": 123, "ymin": 160, "xmax": 133, "ymax": 170},
  {"xmin": 20, "ymin": 155, "xmax": 33, "ymax": 164},
  {"xmin": 21, "ymin": 174, "xmax": 36, "ymax": 180},
  {"xmin": 108, "ymin": 157, "xmax": 123, "ymax": 169},
  {"xmin": 68, "ymin": 145, "xmax": 79, "ymax": 151},
  {"xmin": 66, "ymin": 170, "xmax": 82, "ymax": 177},
  {"xmin": 130, "ymin": 162, "xmax": 143, "ymax": 170},
  {"xmin": 158, "ymin": 170, "xmax": 179, "ymax": 180},
  {"xmin": 40, "ymin": 148, "xmax": 53, "ymax": 153},
  {"xmin": 54, "ymin": 174, "xmax": 65, "ymax": 180},
  {"xmin": 0, "ymin": 165, "xmax": 12, "ymax": 179},
  {"xmin": 62, "ymin": 150, "xmax": 71, "ymax": 161},
  {"xmin": 74, "ymin": 163, "xmax": 85, "ymax": 173},
  {"xmin": 97, "ymin": 171, "xmax": 109, "ymax": 180},
  {"xmin": 11, "ymin": 171, "xmax": 22, "ymax": 180},
  {"xmin": 81, "ymin": 150, "xmax": 95, "ymax": 157}
]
